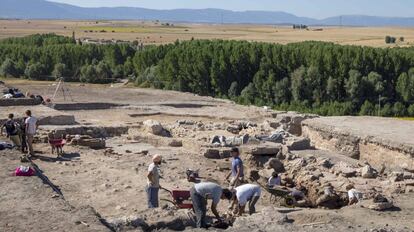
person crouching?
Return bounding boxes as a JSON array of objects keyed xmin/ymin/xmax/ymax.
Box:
[
  {"xmin": 231, "ymin": 184, "xmax": 261, "ymax": 216},
  {"xmin": 190, "ymin": 182, "xmax": 233, "ymax": 228}
]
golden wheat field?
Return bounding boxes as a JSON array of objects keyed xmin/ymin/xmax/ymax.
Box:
[{"xmin": 0, "ymin": 19, "xmax": 413, "ymax": 47}]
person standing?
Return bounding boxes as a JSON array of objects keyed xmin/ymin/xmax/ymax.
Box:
[
  {"xmin": 146, "ymin": 154, "xmax": 162, "ymax": 208},
  {"xmin": 19, "ymin": 117, "xmax": 28, "ymax": 154},
  {"xmin": 225, "ymin": 147, "xmax": 244, "ymax": 188},
  {"xmin": 24, "ymin": 110, "xmax": 38, "ymax": 157},
  {"xmin": 1, "ymin": 113, "xmax": 21, "ymax": 149},
  {"xmin": 190, "ymin": 182, "xmax": 233, "ymax": 228},
  {"xmin": 231, "ymin": 184, "xmax": 261, "ymax": 215}
]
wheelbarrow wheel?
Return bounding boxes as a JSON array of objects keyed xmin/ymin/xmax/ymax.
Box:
[
  {"xmin": 284, "ymin": 196, "xmax": 296, "ymax": 207},
  {"xmin": 160, "ymin": 198, "xmax": 178, "ymax": 208}
]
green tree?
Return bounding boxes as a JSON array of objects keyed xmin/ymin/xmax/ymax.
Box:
[
  {"xmin": 240, "ymin": 83, "xmax": 257, "ymax": 105},
  {"xmin": 80, "ymin": 65, "xmax": 97, "ymax": 83},
  {"xmin": 380, "ymin": 103, "xmax": 393, "ymax": 117},
  {"xmin": 24, "ymin": 63, "xmax": 43, "ymax": 80},
  {"xmin": 52, "ymin": 63, "xmax": 67, "ymax": 79},
  {"xmin": 345, "ymin": 70, "xmax": 363, "ymax": 102},
  {"xmin": 385, "ymin": 36, "xmax": 391, "ymax": 44},
  {"xmin": 396, "ymin": 71, "xmax": 414, "ymax": 103},
  {"xmin": 228, "ymin": 81, "xmax": 239, "ymax": 99},
  {"xmin": 273, "ymin": 78, "xmax": 291, "ymax": 105},
  {"xmin": 96, "ymin": 61, "xmax": 112, "ymax": 80},
  {"xmin": 407, "ymin": 104, "xmax": 414, "ymax": 117},
  {"xmin": 0, "ymin": 58, "xmax": 18, "ymax": 77},
  {"xmin": 290, "ymin": 66, "xmax": 308, "ymax": 102},
  {"xmin": 359, "ymin": 101, "xmax": 375, "ymax": 116},
  {"xmin": 326, "ymin": 76, "xmax": 339, "ymax": 101},
  {"xmin": 393, "ymin": 102, "xmax": 407, "ymax": 117}
]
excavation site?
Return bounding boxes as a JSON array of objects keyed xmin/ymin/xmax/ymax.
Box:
[{"xmin": 1, "ymin": 80, "xmax": 414, "ymax": 232}]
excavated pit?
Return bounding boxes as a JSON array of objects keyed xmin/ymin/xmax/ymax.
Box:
[
  {"xmin": 160, "ymin": 103, "xmax": 215, "ymax": 108},
  {"xmin": 302, "ymin": 116, "xmax": 414, "ymax": 171},
  {"xmin": 0, "ymin": 98, "xmax": 42, "ymax": 106},
  {"xmin": 50, "ymin": 102, "xmax": 128, "ymax": 111},
  {"xmin": 2, "ymin": 81, "xmax": 414, "ymax": 232}
]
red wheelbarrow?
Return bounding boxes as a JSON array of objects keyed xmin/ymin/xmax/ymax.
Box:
[
  {"xmin": 161, "ymin": 187, "xmax": 193, "ymax": 209},
  {"xmin": 48, "ymin": 139, "xmax": 66, "ymax": 157}
]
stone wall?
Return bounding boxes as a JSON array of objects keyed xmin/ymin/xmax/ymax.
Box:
[
  {"xmin": 47, "ymin": 125, "xmax": 129, "ymax": 138},
  {"xmin": 302, "ymin": 122, "xmax": 414, "ymax": 171},
  {"xmin": 0, "ymin": 98, "xmax": 42, "ymax": 106}
]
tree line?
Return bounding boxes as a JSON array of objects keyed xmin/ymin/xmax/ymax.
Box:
[
  {"xmin": 133, "ymin": 40, "xmax": 414, "ymax": 117},
  {"xmin": 0, "ymin": 34, "xmax": 135, "ymax": 83},
  {"xmin": 1, "ymin": 34, "xmax": 414, "ymax": 116}
]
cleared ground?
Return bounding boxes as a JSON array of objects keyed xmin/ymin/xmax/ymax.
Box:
[
  {"xmin": 1, "ymin": 79, "xmax": 414, "ymax": 231},
  {"xmin": 0, "ymin": 19, "xmax": 413, "ymax": 47}
]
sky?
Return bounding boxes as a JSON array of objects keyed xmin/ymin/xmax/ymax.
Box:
[{"xmin": 49, "ymin": 0, "xmax": 414, "ymax": 19}]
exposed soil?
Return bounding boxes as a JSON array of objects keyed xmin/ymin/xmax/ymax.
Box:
[{"xmin": 1, "ymin": 80, "xmax": 414, "ymax": 232}]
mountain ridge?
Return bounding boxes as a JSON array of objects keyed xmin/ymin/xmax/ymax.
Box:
[{"xmin": 1, "ymin": 0, "xmax": 414, "ymax": 26}]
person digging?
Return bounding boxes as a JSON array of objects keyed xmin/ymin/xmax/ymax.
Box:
[
  {"xmin": 230, "ymin": 184, "xmax": 262, "ymax": 216},
  {"xmin": 190, "ymin": 182, "xmax": 233, "ymax": 228}
]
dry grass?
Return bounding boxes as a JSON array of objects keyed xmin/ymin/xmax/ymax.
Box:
[
  {"xmin": 0, "ymin": 19, "xmax": 413, "ymax": 47},
  {"xmin": 397, "ymin": 117, "xmax": 414, "ymax": 121}
]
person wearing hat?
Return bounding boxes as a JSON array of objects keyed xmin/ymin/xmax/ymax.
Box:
[
  {"xmin": 146, "ymin": 154, "xmax": 162, "ymax": 208},
  {"xmin": 225, "ymin": 147, "xmax": 244, "ymax": 188}
]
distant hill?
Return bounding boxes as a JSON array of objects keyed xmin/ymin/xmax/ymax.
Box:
[{"xmin": 1, "ymin": 0, "xmax": 414, "ymax": 27}]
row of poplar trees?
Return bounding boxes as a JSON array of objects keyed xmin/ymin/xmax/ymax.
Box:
[{"xmin": 1, "ymin": 34, "xmax": 414, "ymax": 116}]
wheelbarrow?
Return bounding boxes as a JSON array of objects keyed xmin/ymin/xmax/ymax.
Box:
[
  {"xmin": 48, "ymin": 138, "xmax": 66, "ymax": 157},
  {"xmin": 265, "ymin": 186, "xmax": 296, "ymax": 207},
  {"xmin": 160, "ymin": 187, "xmax": 193, "ymax": 209}
]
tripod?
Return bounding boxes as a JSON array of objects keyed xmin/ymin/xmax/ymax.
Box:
[{"xmin": 52, "ymin": 78, "xmax": 74, "ymax": 102}]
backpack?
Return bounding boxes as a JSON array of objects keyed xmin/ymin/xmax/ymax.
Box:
[
  {"xmin": 15, "ymin": 166, "xmax": 35, "ymax": 176},
  {"xmin": 5, "ymin": 120, "xmax": 18, "ymax": 136}
]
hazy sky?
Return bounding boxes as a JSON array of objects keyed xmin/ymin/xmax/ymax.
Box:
[{"xmin": 49, "ymin": 0, "xmax": 413, "ymax": 19}]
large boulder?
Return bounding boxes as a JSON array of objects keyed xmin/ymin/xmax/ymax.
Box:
[
  {"xmin": 168, "ymin": 139, "xmax": 183, "ymax": 147},
  {"xmin": 333, "ymin": 161, "xmax": 358, "ymax": 178},
  {"xmin": 258, "ymin": 168, "xmax": 274, "ymax": 179},
  {"xmin": 368, "ymin": 195, "xmax": 394, "ymax": 211},
  {"xmin": 204, "ymin": 149, "xmax": 220, "ymax": 159},
  {"xmin": 143, "ymin": 120, "xmax": 170, "ymax": 137},
  {"xmin": 265, "ymin": 158, "xmax": 285, "ymax": 173},
  {"xmin": 250, "ymin": 144, "xmax": 282, "ymax": 156},
  {"xmin": 286, "ymin": 137, "xmax": 311, "ymax": 150},
  {"xmin": 361, "ymin": 165, "xmax": 378, "ymax": 179}
]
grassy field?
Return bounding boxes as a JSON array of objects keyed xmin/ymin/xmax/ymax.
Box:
[
  {"xmin": 398, "ymin": 117, "xmax": 414, "ymax": 121},
  {"xmin": 0, "ymin": 19, "xmax": 413, "ymax": 47}
]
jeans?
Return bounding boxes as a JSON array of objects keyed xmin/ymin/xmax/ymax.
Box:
[
  {"xmin": 146, "ymin": 186, "xmax": 159, "ymax": 208},
  {"xmin": 26, "ymin": 134, "xmax": 34, "ymax": 155},
  {"xmin": 190, "ymin": 186, "xmax": 207, "ymax": 228},
  {"xmin": 21, "ymin": 133, "xmax": 27, "ymax": 153},
  {"xmin": 248, "ymin": 196, "xmax": 260, "ymax": 214}
]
